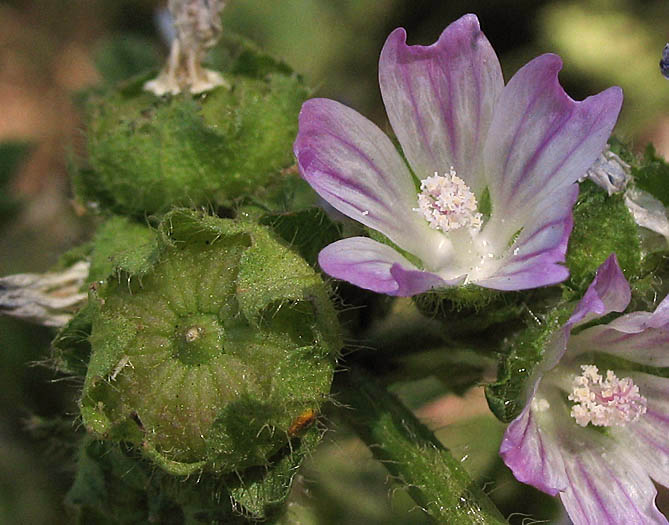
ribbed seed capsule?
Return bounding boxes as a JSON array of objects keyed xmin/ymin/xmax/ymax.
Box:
[
  {"xmin": 78, "ymin": 40, "xmax": 308, "ymax": 217},
  {"xmin": 80, "ymin": 210, "xmax": 341, "ymax": 475}
]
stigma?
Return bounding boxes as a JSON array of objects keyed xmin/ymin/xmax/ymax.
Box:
[
  {"xmin": 568, "ymin": 365, "xmax": 647, "ymax": 427},
  {"xmin": 415, "ymin": 169, "xmax": 483, "ymax": 234}
]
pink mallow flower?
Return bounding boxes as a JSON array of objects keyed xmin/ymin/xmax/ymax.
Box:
[
  {"xmin": 294, "ymin": 14, "xmax": 623, "ymax": 296},
  {"xmin": 501, "ymin": 254, "xmax": 669, "ymax": 524}
]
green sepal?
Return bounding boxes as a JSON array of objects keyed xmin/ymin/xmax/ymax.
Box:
[
  {"xmin": 76, "ymin": 34, "xmax": 309, "ymax": 218},
  {"xmin": 258, "ymin": 207, "xmax": 341, "ymax": 268},
  {"xmin": 565, "ymin": 179, "xmax": 641, "ymax": 296},
  {"xmin": 66, "ymin": 439, "xmax": 158, "ymax": 525},
  {"xmin": 88, "ymin": 216, "xmax": 159, "ymax": 282},
  {"xmin": 413, "ymin": 286, "xmax": 527, "ymax": 338},
  {"xmin": 159, "ymin": 209, "xmax": 340, "ymax": 333},
  {"xmin": 49, "ymin": 218, "xmax": 158, "ymax": 379},
  {"xmin": 80, "ymin": 209, "xmax": 341, "ymax": 475},
  {"xmin": 66, "ymin": 430, "xmax": 324, "ymax": 524},
  {"xmin": 485, "ymin": 304, "xmax": 572, "ymax": 423},
  {"xmin": 228, "ymin": 426, "xmax": 323, "ymax": 520}
]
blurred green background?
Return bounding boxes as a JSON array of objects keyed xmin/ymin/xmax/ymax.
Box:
[{"xmin": 1, "ymin": 0, "xmax": 668, "ymax": 523}]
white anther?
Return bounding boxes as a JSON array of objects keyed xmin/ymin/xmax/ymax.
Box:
[
  {"xmin": 568, "ymin": 365, "xmax": 646, "ymax": 427},
  {"xmin": 415, "ymin": 168, "xmax": 482, "ymax": 234}
]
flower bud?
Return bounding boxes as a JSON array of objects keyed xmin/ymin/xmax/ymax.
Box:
[{"xmin": 80, "ymin": 210, "xmax": 341, "ymax": 475}]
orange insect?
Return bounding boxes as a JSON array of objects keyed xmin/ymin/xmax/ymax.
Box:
[{"xmin": 288, "ymin": 408, "xmax": 317, "ymax": 437}]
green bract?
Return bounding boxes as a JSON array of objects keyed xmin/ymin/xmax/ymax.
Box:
[
  {"xmin": 80, "ymin": 210, "xmax": 341, "ymax": 475},
  {"xmin": 565, "ymin": 180, "xmax": 641, "ymax": 295},
  {"xmin": 75, "ymin": 35, "xmax": 309, "ymax": 217},
  {"xmin": 485, "ymin": 306, "xmax": 570, "ymax": 422}
]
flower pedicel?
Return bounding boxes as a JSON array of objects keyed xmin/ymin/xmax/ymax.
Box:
[{"xmin": 294, "ymin": 14, "xmax": 623, "ymax": 296}]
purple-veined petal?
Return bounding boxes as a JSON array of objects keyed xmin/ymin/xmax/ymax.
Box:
[
  {"xmin": 559, "ymin": 441, "xmax": 667, "ymax": 525},
  {"xmin": 294, "ymin": 98, "xmax": 445, "ymax": 264},
  {"xmin": 500, "ymin": 401, "xmax": 568, "ymax": 496},
  {"xmin": 484, "ymin": 53, "xmax": 623, "ymax": 240},
  {"xmin": 601, "ymin": 292, "xmax": 669, "ymax": 333},
  {"xmin": 502, "ymin": 385, "xmax": 668, "ymax": 525},
  {"xmin": 615, "ymin": 372, "xmax": 669, "ymax": 487},
  {"xmin": 501, "ymin": 256, "xmax": 632, "ymax": 502},
  {"xmin": 317, "ymin": 237, "xmax": 452, "ymax": 296},
  {"xmin": 571, "ymin": 323, "xmax": 669, "ymax": 367},
  {"xmin": 378, "ymin": 14, "xmax": 503, "ymax": 192},
  {"xmin": 476, "ymin": 184, "xmax": 578, "ymax": 290},
  {"xmin": 568, "ymin": 276, "xmax": 669, "ymax": 366},
  {"xmin": 568, "ymin": 254, "xmax": 631, "ymax": 327}
]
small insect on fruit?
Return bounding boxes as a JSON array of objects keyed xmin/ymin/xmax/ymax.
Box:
[{"xmin": 288, "ymin": 409, "xmax": 317, "ymax": 437}]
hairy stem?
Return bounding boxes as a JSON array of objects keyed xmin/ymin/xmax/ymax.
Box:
[{"xmin": 335, "ymin": 368, "xmax": 507, "ymax": 525}]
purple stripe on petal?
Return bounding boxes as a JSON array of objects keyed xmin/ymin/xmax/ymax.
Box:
[
  {"xmin": 575, "ymin": 459, "xmax": 616, "ymax": 523},
  {"xmin": 561, "ymin": 467, "xmax": 591, "ymax": 525},
  {"xmin": 379, "ymin": 14, "xmax": 503, "ymax": 192},
  {"xmin": 571, "ymin": 292, "xmax": 669, "ymax": 364},
  {"xmin": 295, "ymin": 98, "xmax": 445, "ymax": 263},
  {"xmin": 317, "ymin": 237, "xmax": 449, "ymax": 297},
  {"xmin": 568, "ymin": 254, "xmax": 630, "ymax": 327},
  {"xmin": 500, "ymin": 405, "xmax": 568, "ymax": 496},
  {"xmin": 559, "ymin": 444, "xmax": 668, "ymax": 525},
  {"xmin": 484, "ymin": 54, "xmax": 623, "ymax": 240},
  {"xmin": 615, "ymin": 375, "xmax": 669, "ymax": 487},
  {"xmin": 477, "ymin": 261, "xmax": 570, "ymax": 291},
  {"xmin": 606, "ymin": 293, "xmax": 669, "ymax": 333},
  {"xmin": 477, "ymin": 185, "xmax": 578, "ymax": 290},
  {"xmin": 574, "ymin": 326, "xmax": 669, "ymax": 366}
]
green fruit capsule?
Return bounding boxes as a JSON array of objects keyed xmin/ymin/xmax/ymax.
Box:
[
  {"xmin": 75, "ymin": 34, "xmax": 309, "ymax": 217},
  {"xmin": 80, "ymin": 210, "xmax": 341, "ymax": 475}
]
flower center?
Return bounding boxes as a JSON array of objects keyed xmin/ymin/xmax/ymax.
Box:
[
  {"xmin": 415, "ymin": 169, "xmax": 483, "ymax": 233},
  {"xmin": 568, "ymin": 364, "xmax": 647, "ymax": 427}
]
